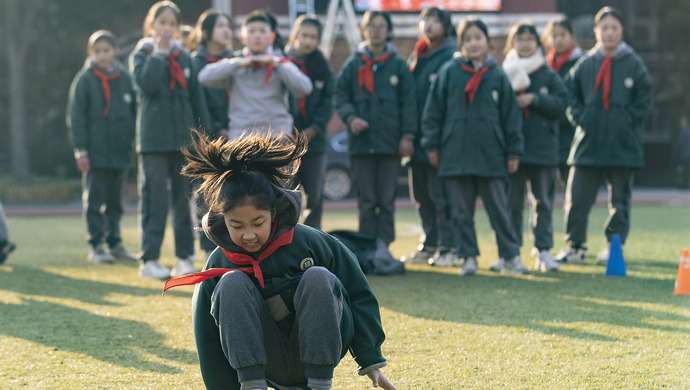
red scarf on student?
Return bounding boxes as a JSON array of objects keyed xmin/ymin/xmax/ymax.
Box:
[
  {"xmin": 165, "ymin": 50, "xmax": 187, "ymax": 91},
  {"xmin": 91, "ymin": 69, "xmax": 121, "ymax": 116},
  {"xmin": 204, "ymin": 56, "xmax": 232, "ymax": 102},
  {"xmin": 593, "ymin": 55, "xmax": 613, "ymax": 110},
  {"xmin": 408, "ymin": 39, "xmax": 441, "ymax": 72},
  {"xmin": 249, "ymin": 55, "xmax": 290, "ymax": 88},
  {"xmin": 358, "ymin": 53, "xmax": 393, "ymax": 97},
  {"xmin": 163, "ymin": 222, "xmax": 294, "ymax": 294},
  {"xmin": 286, "ymin": 56, "xmax": 308, "ymax": 117},
  {"xmin": 546, "ymin": 47, "xmax": 575, "ymax": 73},
  {"xmin": 460, "ymin": 63, "xmax": 489, "ymax": 106}
]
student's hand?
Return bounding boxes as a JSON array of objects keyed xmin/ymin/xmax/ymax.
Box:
[
  {"xmin": 76, "ymin": 156, "xmax": 90, "ymax": 172},
  {"xmin": 236, "ymin": 57, "xmax": 253, "ymax": 67},
  {"xmin": 251, "ymin": 54, "xmax": 274, "ymax": 66},
  {"xmin": 366, "ymin": 369, "xmax": 397, "ymax": 390},
  {"xmin": 516, "ymin": 93, "xmax": 535, "ymax": 108},
  {"xmin": 154, "ymin": 33, "xmax": 172, "ymax": 52},
  {"xmin": 303, "ymin": 127, "xmax": 318, "ymax": 141},
  {"xmin": 508, "ymin": 158, "xmax": 519, "ymax": 173},
  {"xmin": 427, "ymin": 150, "xmax": 440, "ymax": 168},
  {"xmin": 398, "ymin": 138, "xmax": 414, "ymax": 157},
  {"xmin": 349, "ymin": 117, "xmax": 369, "ymax": 135}
]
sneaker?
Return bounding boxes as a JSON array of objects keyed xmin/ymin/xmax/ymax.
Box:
[
  {"xmin": 430, "ymin": 250, "xmax": 460, "ymax": 267},
  {"xmin": 109, "ymin": 243, "xmax": 138, "ymax": 262},
  {"xmin": 459, "ymin": 257, "xmax": 478, "ymax": 276},
  {"xmin": 596, "ymin": 246, "xmax": 611, "ymax": 266},
  {"xmin": 0, "ymin": 240, "xmax": 16, "ymax": 264},
  {"xmin": 401, "ymin": 248, "xmax": 435, "ymax": 264},
  {"xmin": 503, "ymin": 256, "xmax": 530, "ymax": 275},
  {"xmin": 171, "ymin": 256, "xmax": 197, "ymax": 277},
  {"xmin": 138, "ymin": 260, "xmax": 171, "ymax": 279},
  {"xmin": 534, "ymin": 250, "xmax": 559, "ymax": 272},
  {"xmin": 88, "ymin": 243, "xmax": 115, "ymax": 264},
  {"xmin": 554, "ymin": 246, "xmax": 586, "ymax": 264},
  {"xmin": 489, "ymin": 258, "xmax": 505, "ymax": 272}
]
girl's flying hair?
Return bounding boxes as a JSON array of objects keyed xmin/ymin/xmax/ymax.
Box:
[{"xmin": 182, "ymin": 130, "xmax": 307, "ymax": 213}]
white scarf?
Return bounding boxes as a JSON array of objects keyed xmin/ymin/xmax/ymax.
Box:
[{"xmin": 502, "ymin": 48, "xmax": 545, "ymax": 91}]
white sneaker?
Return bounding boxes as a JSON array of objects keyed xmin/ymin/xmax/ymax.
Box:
[
  {"xmin": 401, "ymin": 248, "xmax": 435, "ymax": 264},
  {"xmin": 534, "ymin": 250, "xmax": 559, "ymax": 272},
  {"xmin": 503, "ymin": 256, "xmax": 530, "ymax": 275},
  {"xmin": 138, "ymin": 260, "xmax": 171, "ymax": 279},
  {"xmin": 88, "ymin": 243, "xmax": 115, "ymax": 264},
  {"xmin": 109, "ymin": 243, "xmax": 138, "ymax": 262},
  {"xmin": 489, "ymin": 258, "xmax": 505, "ymax": 272},
  {"xmin": 596, "ymin": 246, "xmax": 611, "ymax": 266},
  {"xmin": 171, "ymin": 256, "xmax": 197, "ymax": 277},
  {"xmin": 430, "ymin": 250, "xmax": 460, "ymax": 267},
  {"xmin": 554, "ymin": 246, "xmax": 586, "ymax": 264},
  {"xmin": 460, "ymin": 257, "xmax": 478, "ymax": 276}
]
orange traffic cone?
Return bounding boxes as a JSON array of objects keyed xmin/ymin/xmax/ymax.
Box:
[{"xmin": 673, "ymin": 248, "xmax": 690, "ymax": 295}]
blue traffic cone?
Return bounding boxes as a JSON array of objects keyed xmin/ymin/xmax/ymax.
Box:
[{"xmin": 605, "ymin": 234, "xmax": 626, "ymax": 276}]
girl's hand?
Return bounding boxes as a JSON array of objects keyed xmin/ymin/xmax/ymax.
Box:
[
  {"xmin": 399, "ymin": 138, "xmax": 414, "ymax": 157},
  {"xmin": 508, "ymin": 158, "xmax": 519, "ymax": 173},
  {"xmin": 303, "ymin": 127, "xmax": 318, "ymax": 141},
  {"xmin": 516, "ymin": 93, "xmax": 535, "ymax": 108},
  {"xmin": 349, "ymin": 117, "xmax": 369, "ymax": 135},
  {"xmin": 427, "ymin": 150, "xmax": 440, "ymax": 168},
  {"xmin": 76, "ymin": 156, "xmax": 90, "ymax": 172},
  {"xmin": 366, "ymin": 369, "xmax": 397, "ymax": 390}
]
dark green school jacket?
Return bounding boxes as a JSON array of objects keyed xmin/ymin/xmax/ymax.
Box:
[
  {"xmin": 408, "ymin": 37, "xmax": 457, "ymax": 163},
  {"xmin": 517, "ymin": 65, "xmax": 568, "ymax": 166},
  {"xmin": 130, "ymin": 38, "xmax": 212, "ymax": 153},
  {"xmin": 67, "ymin": 60, "xmax": 136, "ymax": 169},
  {"xmin": 552, "ymin": 47, "xmax": 584, "ymax": 164},
  {"xmin": 286, "ymin": 48, "xmax": 335, "ymax": 155},
  {"xmin": 192, "ymin": 190, "xmax": 387, "ymax": 389},
  {"xmin": 192, "ymin": 46, "xmax": 233, "ymax": 138},
  {"xmin": 566, "ymin": 43, "xmax": 654, "ymax": 168},
  {"xmin": 334, "ymin": 42, "xmax": 417, "ymax": 156},
  {"xmin": 421, "ymin": 54, "xmax": 523, "ymax": 177}
]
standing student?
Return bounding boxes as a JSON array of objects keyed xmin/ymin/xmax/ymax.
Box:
[
  {"xmin": 498, "ymin": 22, "xmax": 567, "ymax": 272},
  {"xmin": 285, "ymin": 15, "xmax": 335, "ymax": 230},
  {"xmin": 67, "ymin": 30, "xmax": 138, "ymax": 264},
  {"xmin": 421, "ymin": 17, "xmax": 528, "ymax": 276},
  {"xmin": 164, "ymin": 131, "xmax": 396, "ymax": 390},
  {"xmin": 555, "ymin": 7, "xmax": 654, "ymax": 265},
  {"xmin": 198, "ymin": 10, "xmax": 313, "ymax": 140},
  {"xmin": 334, "ymin": 10, "xmax": 417, "ymax": 255},
  {"xmin": 0, "ymin": 202, "xmax": 16, "ymax": 265},
  {"xmin": 542, "ymin": 17, "xmax": 583, "ymax": 186},
  {"xmin": 401, "ymin": 7, "xmax": 458, "ymax": 266},
  {"xmin": 130, "ymin": 1, "xmax": 212, "ymax": 279}
]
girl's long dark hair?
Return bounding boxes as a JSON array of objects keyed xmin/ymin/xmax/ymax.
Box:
[
  {"xmin": 287, "ymin": 14, "xmax": 329, "ymax": 80},
  {"xmin": 182, "ymin": 130, "xmax": 307, "ymax": 213},
  {"xmin": 504, "ymin": 21, "xmax": 543, "ymax": 54},
  {"xmin": 188, "ymin": 9, "xmax": 233, "ymax": 53}
]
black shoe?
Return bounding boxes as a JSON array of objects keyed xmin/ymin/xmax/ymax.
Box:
[{"xmin": 0, "ymin": 240, "xmax": 16, "ymax": 264}]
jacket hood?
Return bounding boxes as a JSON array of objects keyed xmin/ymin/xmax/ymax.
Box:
[
  {"xmin": 452, "ymin": 52, "xmax": 498, "ymax": 68},
  {"xmin": 134, "ymin": 37, "xmax": 185, "ymax": 53},
  {"xmin": 84, "ymin": 58, "xmax": 126, "ymax": 73},
  {"xmin": 356, "ymin": 41, "xmax": 398, "ymax": 58},
  {"xmin": 590, "ymin": 41, "xmax": 634, "ymax": 60},
  {"xmin": 424, "ymin": 36, "xmax": 458, "ymax": 58},
  {"xmin": 194, "ymin": 44, "xmax": 234, "ymax": 59}
]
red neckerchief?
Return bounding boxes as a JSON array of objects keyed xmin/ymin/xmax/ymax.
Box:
[
  {"xmin": 286, "ymin": 56, "xmax": 308, "ymax": 117},
  {"xmin": 409, "ymin": 39, "xmax": 441, "ymax": 72},
  {"xmin": 518, "ymin": 66, "xmax": 543, "ymax": 119},
  {"xmin": 358, "ymin": 52, "xmax": 393, "ymax": 97},
  {"xmin": 459, "ymin": 62, "xmax": 489, "ymax": 106},
  {"xmin": 249, "ymin": 55, "xmax": 290, "ymax": 88},
  {"xmin": 546, "ymin": 47, "xmax": 575, "ymax": 73},
  {"xmin": 165, "ymin": 50, "xmax": 187, "ymax": 91},
  {"xmin": 91, "ymin": 69, "xmax": 121, "ymax": 116},
  {"xmin": 593, "ymin": 55, "xmax": 613, "ymax": 110},
  {"xmin": 163, "ymin": 222, "xmax": 294, "ymax": 294},
  {"xmin": 204, "ymin": 56, "xmax": 232, "ymax": 102}
]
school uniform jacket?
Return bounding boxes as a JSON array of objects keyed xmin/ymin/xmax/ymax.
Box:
[
  {"xmin": 550, "ymin": 47, "xmax": 583, "ymax": 165},
  {"xmin": 334, "ymin": 42, "xmax": 417, "ymax": 156},
  {"xmin": 192, "ymin": 189, "xmax": 387, "ymax": 389},
  {"xmin": 130, "ymin": 38, "xmax": 212, "ymax": 153},
  {"xmin": 408, "ymin": 36, "xmax": 457, "ymax": 163},
  {"xmin": 192, "ymin": 46, "xmax": 234, "ymax": 137},
  {"xmin": 566, "ymin": 42, "xmax": 654, "ymax": 168},
  {"xmin": 421, "ymin": 54, "xmax": 523, "ymax": 177},
  {"xmin": 67, "ymin": 60, "xmax": 136, "ymax": 169},
  {"xmin": 285, "ymin": 48, "xmax": 335, "ymax": 155}
]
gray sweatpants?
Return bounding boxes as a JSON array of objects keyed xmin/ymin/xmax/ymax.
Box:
[
  {"xmin": 508, "ymin": 164, "xmax": 556, "ymax": 251},
  {"xmin": 563, "ymin": 166, "xmax": 634, "ymax": 246},
  {"xmin": 408, "ymin": 161, "xmax": 455, "ymax": 250},
  {"xmin": 0, "ymin": 201, "xmax": 8, "ymax": 242},
  {"xmin": 210, "ymin": 267, "xmax": 352, "ymax": 387},
  {"xmin": 445, "ymin": 176, "xmax": 520, "ymax": 259}
]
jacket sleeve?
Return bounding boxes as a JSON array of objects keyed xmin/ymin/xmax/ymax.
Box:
[
  {"xmin": 420, "ymin": 63, "xmax": 448, "ymax": 151},
  {"xmin": 397, "ymin": 60, "xmax": 418, "ymax": 137},
  {"xmin": 188, "ymin": 59, "xmax": 215, "ymax": 136},
  {"xmin": 499, "ymin": 72, "xmax": 524, "ymax": 158},
  {"xmin": 66, "ymin": 72, "xmax": 89, "ymax": 151},
  {"xmin": 627, "ymin": 57, "xmax": 654, "ymax": 124},
  {"xmin": 565, "ymin": 59, "xmax": 586, "ymax": 127},
  {"xmin": 198, "ymin": 58, "xmax": 239, "ymax": 90},
  {"xmin": 309, "ymin": 65, "xmax": 335, "ymax": 132},
  {"xmin": 277, "ymin": 60, "xmax": 313, "ymax": 98},
  {"xmin": 334, "ymin": 56, "xmax": 358, "ymax": 125},
  {"xmin": 530, "ymin": 72, "xmax": 568, "ymax": 120},
  {"xmin": 130, "ymin": 49, "xmax": 167, "ymax": 95}
]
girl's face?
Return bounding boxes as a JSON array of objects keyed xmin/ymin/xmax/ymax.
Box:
[
  {"xmin": 211, "ymin": 15, "xmax": 233, "ymax": 47},
  {"xmin": 551, "ymin": 25, "xmax": 574, "ymax": 54},
  {"xmin": 513, "ymin": 31, "xmax": 538, "ymax": 58},
  {"xmin": 90, "ymin": 40, "xmax": 118, "ymax": 70},
  {"xmin": 421, "ymin": 15, "xmax": 445, "ymax": 42},
  {"xmin": 461, "ymin": 25, "xmax": 489, "ymax": 62},
  {"xmin": 224, "ymin": 204, "xmax": 273, "ymax": 253},
  {"xmin": 152, "ymin": 8, "xmax": 179, "ymax": 40},
  {"xmin": 364, "ymin": 15, "xmax": 390, "ymax": 46},
  {"xmin": 294, "ymin": 24, "xmax": 319, "ymax": 56},
  {"xmin": 595, "ymin": 15, "xmax": 623, "ymax": 53},
  {"xmin": 241, "ymin": 21, "xmax": 274, "ymax": 53}
]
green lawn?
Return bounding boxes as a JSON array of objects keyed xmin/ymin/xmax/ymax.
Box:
[{"xmin": 1, "ymin": 205, "xmax": 689, "ymax": 389}]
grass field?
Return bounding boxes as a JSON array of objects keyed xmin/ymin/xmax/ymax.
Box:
[{"xmin": 1, "ymin": 204, "xmax": 689, "ymax": 389}]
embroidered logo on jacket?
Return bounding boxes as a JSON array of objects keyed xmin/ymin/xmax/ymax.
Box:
[
  {"xmin": 389, "ymin": 75, "xmax": 399, "ymax": 86},
  {"xmin": 300, "ymin": 257, "xmax": 314, "ymax": 271},
  {"xmin": 123, "ymin": 93, "xmax": 132, "ymax": 104},
  {"xmin": 315, "ymin": 80, "xmax": 324, "ymax": 89},
  {"xmin": 539, "ymin": 86, "xmax": 549, "ymax": 95},
  {"xmin": 184, "ymin": 67, "xmax": 191, "ymax": 79},
  {"xmin": 624, "ymin": 77, "xmax": 634, "ymax": 88},
  {"xmin": 492, "ymin": 90, "xmax": 499, "ymax": 103}
]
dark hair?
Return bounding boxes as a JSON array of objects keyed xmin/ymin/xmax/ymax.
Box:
[
  {"xmin": 287, "ymin": 14, "xmax": 322, "ymax": 46},
  {"xmin": 242, "ymin": 10, "xmax": 284, "ymax": 52},
  {"xmin": 361, "ymin": 10, "xmax": 393, "ymax": 41},
  {"xmin": 504, "ymin": 21, "xmax": 543, "ymax": 54},
  {"xmin": 286, "ymin": 14, "xmax": 329, "ymax": 80},
  {"xmin": 457, "ymin": 17, "xmax": 491, "ymax": 49},
  {"xmin": 541, "ymin": 17, "xmax": 575, "ymax": 49},
  {"xmin": 182, "ymin": 130, "xmax": 307, "ymax": 214},
  {"xmin": 265, "ymin": 11, "xmax": 286, "ymax": 52},
  {"xmin": 188, "ymin": 9, "xmax": 233, "ymax": 52},
  {"xmin": 594, "ymin": 6, "xmax": 624, "ymax": 28},
  {"xmin": 88, "ymin": 30, "xmax": 117, "ymax": 53},
  {"xmin": 420, "ymin": 7, "xmax": 456, "ymax": 38},
  {"xmin": 143, "ymin": 1, "xmax": 181, "ymax": 37}
]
